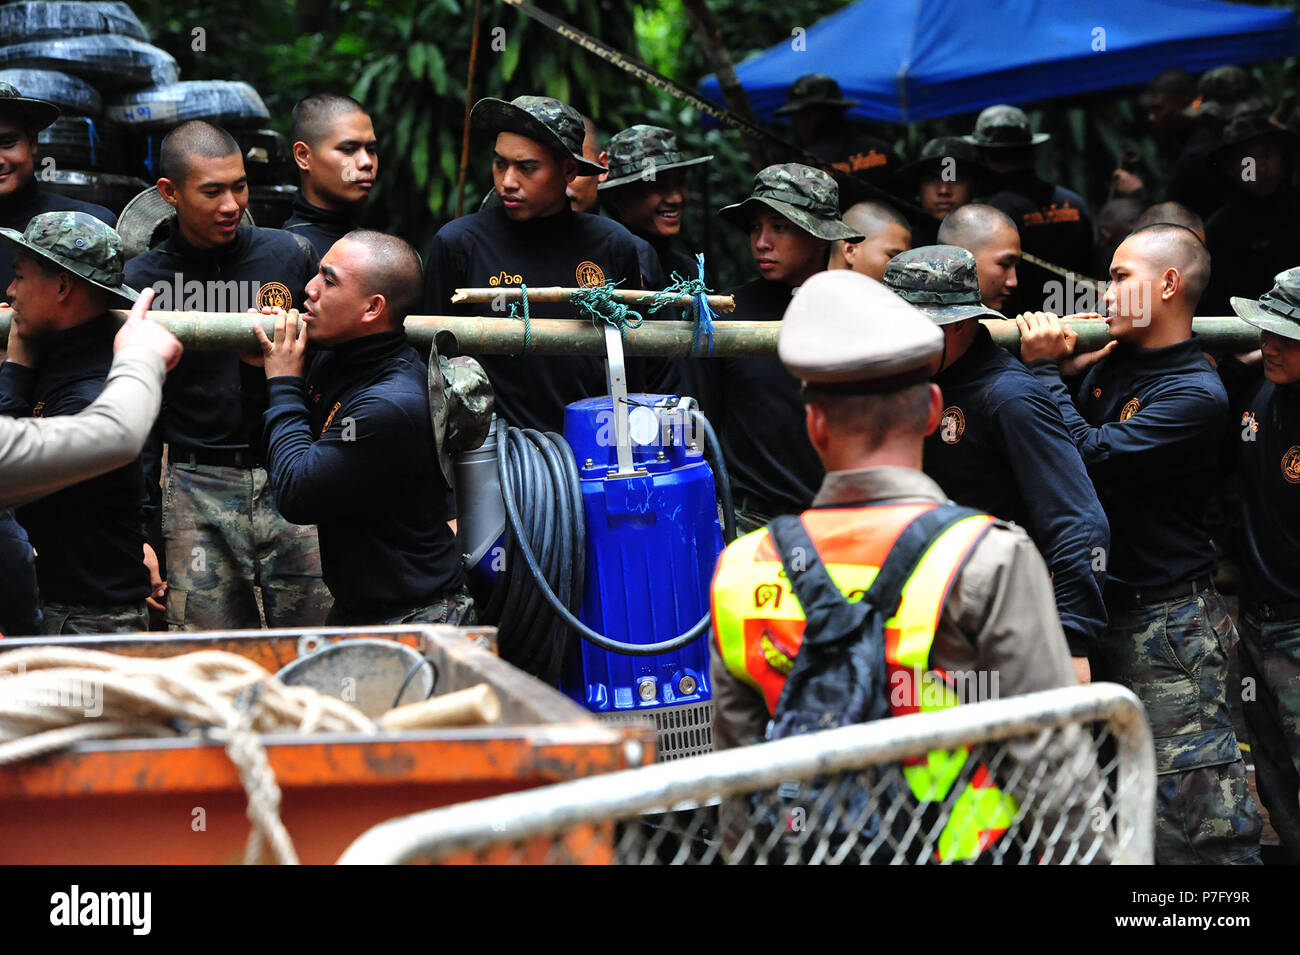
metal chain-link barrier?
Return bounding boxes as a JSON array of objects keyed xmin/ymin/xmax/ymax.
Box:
[{"xmin": 339, "ymin": 683, "xmax": 1156, "ymax": 865}]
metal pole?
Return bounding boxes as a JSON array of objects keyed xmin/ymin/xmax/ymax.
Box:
[{"xmin": 0, "ymin": 309, "xmax": 1263, "ymax": 356}]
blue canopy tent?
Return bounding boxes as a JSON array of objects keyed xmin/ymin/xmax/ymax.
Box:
[{"xmin": 698, "ymin": 0, "xmax": 1300, "ymax": 123}]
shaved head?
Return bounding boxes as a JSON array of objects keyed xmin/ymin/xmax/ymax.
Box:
[
  {"xmin": 937, "ymin": 203, "xmax": 1021, "ymax": 312},
  {"xmin": 341, "ymin": 229, "xmax": 422, "ymax": 322},
  {"xmin": 1121, "ymin": 223, "xmax": 1211, "ymax": 309},
  {"xmin": 937, "ymin": 203, "xmax": 1017, "ymax": 252},
  {"xmin": 159, "ymin": 120, "xmax": 240, "ymax": 183},
  {"xmin": 1134, "ymin": 201, "xmax": 1205, "ymax": 242},
  {"xmin": 831, "ymin": 201, "xmax": 911, "ymax": 279},
  {"xmin": 292, "ymin": 93, "xmax": 368, "ymax": 149},
  {"xmin": 842, "ymin": 201, "xmax": 909, "ymax": 238}
]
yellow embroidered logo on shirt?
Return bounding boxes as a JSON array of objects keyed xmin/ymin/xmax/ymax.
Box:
[
  {"xmin": 575, "ymin": 261, "xmax": 605, "ymax": 288},
  {"xmin": 940, "ymin": 406, "xmax": 965, "ymax": 445},
  {"xmin": 321, "ymin": 401, "xmax": 342, "ymax": 437},
  {"xmin": 258, "ymin": 282, "xmax": 293, "ymax": 311}
]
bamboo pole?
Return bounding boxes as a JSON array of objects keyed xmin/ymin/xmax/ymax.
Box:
[
  {"xmin": 450, "ymin": 286, "xmax": 735, "ymax": 312},
  {"xmin": 0, "ymin": 310, "xmax": 1263, "ymax": 356}
]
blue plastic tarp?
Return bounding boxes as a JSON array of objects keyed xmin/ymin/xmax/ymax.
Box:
[{"xmin": 697, "ymin": 0, "xmax": 1300, "ymax": 123}]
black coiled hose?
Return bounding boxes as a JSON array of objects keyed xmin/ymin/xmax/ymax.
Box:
[{"xmin": 485, "ymin": 405, "xmax": 735, "ymax": 680}]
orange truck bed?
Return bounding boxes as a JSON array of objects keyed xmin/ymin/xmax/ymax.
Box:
[{"xmin": 0, "ymin": 626, "xmax": 652, "ymax": 864}]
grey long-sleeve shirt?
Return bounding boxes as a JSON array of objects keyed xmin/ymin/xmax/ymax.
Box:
[{"xmin": 0, "ymin": 342, "xmax": 165, "ymax": 510}]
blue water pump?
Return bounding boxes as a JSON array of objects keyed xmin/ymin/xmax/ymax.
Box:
[
  {"xmin": 557, "ymin": 395, "xmax": 723, "ymax": 753},
  {"xmin": 455, "ymin": 324, "xmax": 729, "ymax": 759}
]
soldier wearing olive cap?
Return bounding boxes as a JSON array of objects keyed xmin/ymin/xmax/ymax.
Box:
[
  {"xmin": 423, "ymin": 95, "xmax": 669, "ymax": 435},
  {"xmin": 710, "ymin": 163, "xmax": 863, "ymax": 532},
  {"xmin": 884, "ymin": 245, "xmax": 1108, "ymax": 680},
  {"xmin": 710, "ymin": 271, "xmax": 1081, "ymax": 857},
  {"xmin": 1225, "ymin": 268, "xmax": 1300, "ymax": 862},
  {"xmin": 776, "ymin": 73, "xmax": 901, "ymax": 203},
  {"xmin": 893, "ymin": 136, "xmax": 986, "ymax": 246},
  {"xmin": 0, "ymin": 81, "xmax": 116, "ymax": 296},
  {"xmin": 964, "ymin": 104, "xmax": 1095, "ymax": 316},
  {"xmin": 1201, "ymin": 109, "xmax": 1300, "ymax": 316},
  {"xmin": 0, "ymin": 212, "xmax": 151, "ymax": 633},
  {"xmin": 600, "ymin": 124, "xmax": 711, "ymax": 285}
]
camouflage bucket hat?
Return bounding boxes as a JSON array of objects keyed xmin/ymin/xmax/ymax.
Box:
[
  {"xmin": 718, "ymin": 163, "xmax": 864, "ymax": 242},
  {"xmin": 470, "ymin": 95, "xmax": 606, "ymax": 177},
  {"xmin": 883, "ymin": 245, "xmax": 1005, "ymax": 326},
  {"xmin": 1209, "ymin": 108, "xmax": 1295, "ymax": 165},
  {"xmin": 0, "ymin": 211, "xmax": 138, "ymax": 306},
  {"xmin": 428, "ymin": 334, "xmax": 495, "ymax": 489},
  {"xmin": 0, "ymin": 80, "xmax": 59, "ymax": 132},
  {"xmin": 774, "ymin": 74, "xmax": 859, "ymax": 115},
  {"xmin": 1230, "ymin": 267, "xmax": 1300, "ymax": 342},
  {"xmin": 599, "ymin": 125, "xmax": 712, "ymax": 190},
  {"xmin": 962, "ymin": 105, "xmax": 1050, "ymax": 149},
  {"xmin": 894, "ymin": 136, "xmax": 987, "ymax": 188},
  {"xmin": 1184, "ymin": 65, "xmax": 1251, "ymax": 120}
]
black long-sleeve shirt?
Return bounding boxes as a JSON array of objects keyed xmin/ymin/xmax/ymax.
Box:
[
  {"xmin": 422, "ymin": 204, "xmax": 668, "ymax": 433},
  {"xmin": 0, "ymin": 178, "xmax": 116, "ymax": 295},
  {"xmin": 1229, "ymin": 377, "xmax": 1300, "ymax": 609},
  {"xmin": 124, "ymin": 222, "xmax": 319, "ymax": 528},
  {"xmin": 262, "ymin": 330, "xmax": 462, "ymax": 615},
  {"xmin": 713, "ymin": 278, "xmax": 823, "ymax": 515},
  {"xmin": 924, "ymin": 325, "xmax": 1109, "ymax": 655},
  {"xmin": 282, "ymin": 193, "xmax": 359, "ymax": 259},
  {"xmin": 1030, "ymin": 336, "xmax": 1228, "ymax": 590},
  {"xmin": 983, "ymin": 171, "xmax": 1096, "ymax": 317},
  {"xmin": 0, "ymin": 313, "xmax": 149, "ymax": 605}
]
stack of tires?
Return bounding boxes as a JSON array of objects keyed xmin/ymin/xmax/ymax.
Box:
[
  {"xmin": 0, "ymin": 1, "xmax": 296, "ymax": 225},
  {"xmin": 110, "ymin": 81, "xmax": 296, "ymax": 226}
]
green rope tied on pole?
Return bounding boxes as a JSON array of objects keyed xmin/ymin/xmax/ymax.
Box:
[
  {"xmin": 571, "ymin": 279, "xmax": 644, "ymax": 332},
  {"xmin": 641, "ymin": 254, "xmax": 717, "ymax": 355},
  {"xmin": 506, "ymin": 283, "xmax": 531, "ymax": 353}
]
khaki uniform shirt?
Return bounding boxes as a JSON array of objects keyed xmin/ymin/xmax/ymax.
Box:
[
  {"xmin": 710, "ymin": 465, "xmax": 1078, "ymax": 751},
  {"xmin": 708, "ymin": 465, "xmax": 1110, "ymax": 863}
]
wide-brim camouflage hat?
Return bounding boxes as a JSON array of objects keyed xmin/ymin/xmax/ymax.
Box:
[
  {"xmin": 893, "ymin": 136, "xmax": 987, "ymax": 188},
  {"xmin": 0, "ymin": 211, "xmax": 138, "ymax": 307},
  {"xmin": 470, "ymin": 96, "xmax": 606, "ymax": 177},
  {"xmin": 0, "ymin": 81, "xmax": 60, "ymax": 132},
  {"xmin": 883, "ymin": 245, "xmax": 1005, "ymax": 326},
  {"xmin": 962, "ymin": 104, "xmax": 1050, "ymax": 149},
  {"xmin": 718, "ymin": 163, "xmax": 863, "ymax": 242},
  {"xmin": 117, "ymin": 185, "xmax": 255, "ymax": 260},
  {"xmin": 428, "ymin": 333, "xmax": 495, "ymax": 489},
  {"xmin": 1231, "ymin": 268, "xmax": 1300, "ymax": 342},
  {"xmin": 1208, "ymin": 108, "xmax": 1296, "ymax": 164},
  {"xmin": 774, "ymin": 74, "xmax": 859, "ymax": 115},
  {"xmin": 599, "ymin": 124, "xmax": 712, "ymax": 190}
]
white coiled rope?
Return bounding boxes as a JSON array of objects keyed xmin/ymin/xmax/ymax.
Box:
[{"xmin": 0, "ymin": 647, "xmax": 377, "ymax": 865}]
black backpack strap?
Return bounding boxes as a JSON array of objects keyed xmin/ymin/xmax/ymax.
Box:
[
  {"xmin": 858, "ymin": 503, "xmax": 985, "ymax": 626},
  {"xmin": 768, "ymin": 514, "xmax": 865, "ymax": 648},
  {"xmin": 766, "ymin": 504, "xmax": 984, "ymax": 648}
]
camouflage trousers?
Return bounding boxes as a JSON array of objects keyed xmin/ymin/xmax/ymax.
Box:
[
  {"xmin": 325, "ymin": 586, "xmax": 476, "ymax": 627},
  {"xmin": 162, "ymin": 462, "xmax": 333, "ymax": 630},
  {"xmin": 1237, "ymin": 609, "xmax": 1300, "ymax": 864},
  {"xmin": 1096, "ymin": 588, "xmax": 1262, "ymax": 864},
  {"xmin": 39, "ymin": 601, "xmax": 148, "ymax": 635}
]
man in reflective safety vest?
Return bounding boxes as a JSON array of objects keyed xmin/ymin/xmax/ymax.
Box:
[{"xmin": 710, "ymin": 269, "xmax": 1083, "ymax": 861}]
